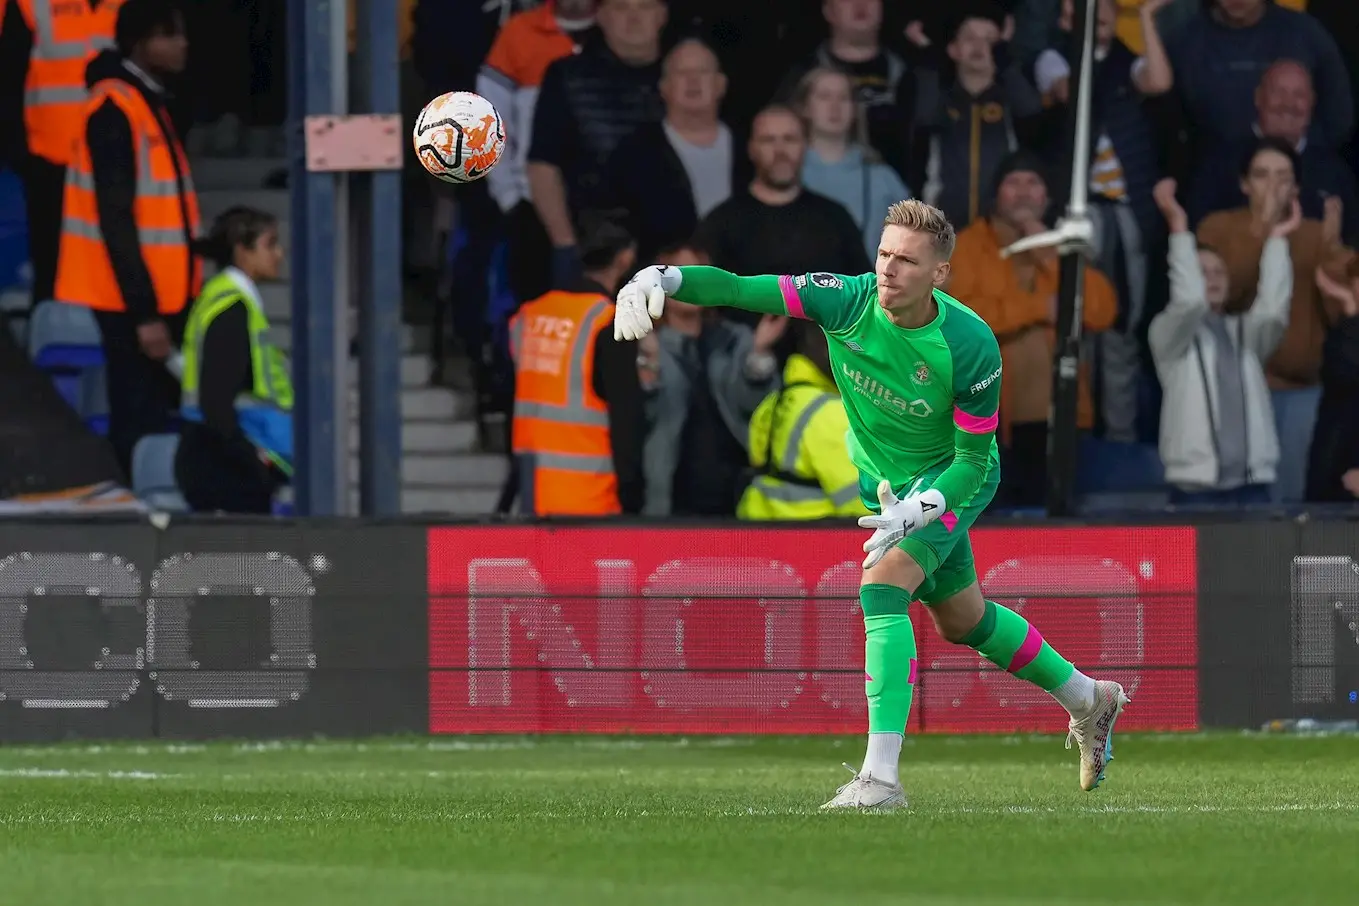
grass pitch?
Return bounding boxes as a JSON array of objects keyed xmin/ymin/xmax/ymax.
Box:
[{"xmin": 0, "ymin": 733, "xmax": 1355, "ymax": 905}]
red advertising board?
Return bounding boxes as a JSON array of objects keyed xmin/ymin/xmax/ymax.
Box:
[{"xmin": 428, "ymin": 526, "xmax": 1198, "ymax": 734}]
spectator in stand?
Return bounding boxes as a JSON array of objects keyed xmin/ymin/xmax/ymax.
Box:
[
  {"xmin": 1149, "ymin": 178, "xmax": 1294, "ymax": 505},
  {"xmin": 737, "ymin": 319, "xmax": 868, "ymax": 520},
  {"xmin": 0, "ymin": 0, "xmax": 122, "ymax": 307},
  {"xmin": 1169, "ymin": 0, "xmax": 1353, "ymax": 157},
  {"xmin": 664, "ymin": 2, "xmax": 822, "ymax": 141},
  {"xmin": 777, "ymin": 0, "xmax": 915, "ymax": 183},
  {"xmin": 1197, "ymin": 136, "xmax": 1354, "ymax": 503},
  {"xmin": 640, "ymin": 242, "xmax": 783, "ymax": 516},
  {"xmin": 1033, "ymin": 0, "xmax": 1173, "ymax": 443},
  {"xmin": 176, "ymin": 207, "xmax": 291, "ymax": 515},
  {"xmin": 1307, "ymin": 256, "xmax": 1359, "ymax": 502},
  {"xmin": 509, "ymin": 217, "xmax": 646, "ymax": 516},
  {"xmin": 914, "ymin": 4, "xmax": 1045, "ymax": 230},
  {"xmin": 1010, "ymin": 0, "xmax": 1196, "ymax": 76},
  {"xmin": 604, "ymin": 36, "xmax": 736, "ymax": 265},
  {"xmin": 946, "ymin": 151, "xmax": 1117, "ymax": 506},
  {"xmin": 477, "ymin": 0, "xmax": 596, "ymax": 303},
  {"xmin": 413, "ymin": 0, "xmax": 528, "ymax": 99},
  {"xmin": 796, "ymin": 66, "xmax": 910, "ymax": 262},
  {"xmin": 694, "ymin": 105, "xmax": 870, "ymax": 305},
  {"xmin": 53, "ymin": 0, "xmax": 198, "ymax": 477},
  {"xmin": 1190, "ymin": 60, "xmax": 1359, "ymax": 240},
  {"xmin": 528, "ymin": 0, "xmax": 666, "ymax": 288}
]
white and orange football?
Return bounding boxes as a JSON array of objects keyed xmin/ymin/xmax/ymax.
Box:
[{"xmin": 412, "ymin": 91, "xmax": 506, "ymax": 184}]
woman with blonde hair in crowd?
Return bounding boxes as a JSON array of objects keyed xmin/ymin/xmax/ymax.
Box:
[{"xmin": 795, "ymin": 66, "xmax": 912, "ymax": 262}]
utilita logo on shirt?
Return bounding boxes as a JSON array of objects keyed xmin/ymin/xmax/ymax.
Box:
[{"xmin": 840, "ymin": 363, "xmax": 933, "ymax": 417}]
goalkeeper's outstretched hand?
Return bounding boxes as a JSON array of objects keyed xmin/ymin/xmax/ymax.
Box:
[
  {"xmin": 858, "ymin": 480, "xmax": 947, "ymax": 570},
  {"xmin": 614, "ymin": 265, "xmax": 679, "ymax": 341}
]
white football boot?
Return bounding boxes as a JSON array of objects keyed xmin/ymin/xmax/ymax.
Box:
[
  {"xmin": 1065, "ymin": 680, "xmax": 1131, "ymax": 791},
  {"xmin": 819, "ymin": 763, "xmax": 907, "ymax": 811}
]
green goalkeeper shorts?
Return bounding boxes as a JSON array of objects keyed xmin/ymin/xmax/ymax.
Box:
[{"xmin": 857, "ymin": 461, "xmax": 1000, "ymax": 606}]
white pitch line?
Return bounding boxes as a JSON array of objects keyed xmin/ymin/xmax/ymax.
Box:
[{"xmin": 0, "ymin": 768, "xmax": 173, "ymax": 780}]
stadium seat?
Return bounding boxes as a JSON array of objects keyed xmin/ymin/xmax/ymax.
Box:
[
  {"xmin": 131, "ymin": 433, "xmax": 189, "ymax": 512},
  {"xmin": 0, "ymin": 288, "xmax": 29, "ymax": 346},
  {"xmin": 80, "ymin": 365, "xmax": 110, "ymax": 435},
  {"xmin": 28, "ymin": 300, "xmax": 104, "ymax": 370},
  {"xmin": 1076, "ymin": 437, "xmax": 1165, "ymax": 494},
  {"xmin": 48, "ymin": 372, "xmax": 83, "ymax": 413}
]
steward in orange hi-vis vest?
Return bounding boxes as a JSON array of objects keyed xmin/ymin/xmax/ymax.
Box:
[
  {"xmin": 10, "ymin": 0, "xmax": 125, "ymax": 166},
  {"xmin": 55, "ymin": 49, "xmax": 200, "ymax": 318},
  {"xmin": 510, "ymin": 287, "xmax": 621, "ymax": 516}
]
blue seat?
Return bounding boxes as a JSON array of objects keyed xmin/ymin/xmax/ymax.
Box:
[
  {"xmin": 131, "ymin": 432, "xmax": 188, "ymax": 512},
  {"xmin": 50, "ymin": 372, "xmax": 83, "ymax": 412},
  {"xmin": 1076, "ymin": 438, "xmax": 1165, "ymax": 494},
  {"xmin": 1, "ymin": 288, "xmax": 30, "ymax": 347},
  {"xmin": 81, "ymin": 365, "xmax": 110, "ymax": 435},
  {"xmin": 28, "ymin": 300, "xmax": 104, "ymax": 370}
]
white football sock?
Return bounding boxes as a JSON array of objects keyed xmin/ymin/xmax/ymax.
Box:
[
  {"xmin": 1051, "ymin": 669, "xmax": 1098, "ymax": 717},
  {"xmin": 860, "ymin": 732, "xmax": 903, "ymax": 786}
]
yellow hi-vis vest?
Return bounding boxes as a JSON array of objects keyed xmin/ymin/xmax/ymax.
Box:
[
  {"xmin": 180, "ymin": 268, "xmax": 294, "ymax": 474},
  {"xmin": 737, "ymin": 354, "xmax": 869, "ymax": 521}
]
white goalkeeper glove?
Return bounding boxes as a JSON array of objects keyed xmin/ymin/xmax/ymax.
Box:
[
  {"xmin": 857, "ymin": 480, "xmax": 947, "ymax": 569},
  {"xmin": 614, "ymin": 265, "xmax": 681, "ymax": 341}
]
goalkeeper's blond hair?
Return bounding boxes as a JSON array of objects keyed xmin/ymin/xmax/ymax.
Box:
[{"xmin": 884, "ymin": 199, "xmax": 956, "ymax": 261}]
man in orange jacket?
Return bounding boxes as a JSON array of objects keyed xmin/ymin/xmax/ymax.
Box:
[
  {"xmin": 506, "ymin": 217, "xmax": 646, "ymax": 516},
  {"xmin": 946, "ymin": 150, "xmax": 1118, "ymax": 506},
  {"xmin": 54, "ymin": 0, "xmax": 196, "ymax": 474},
  {"xmin": 0, "ymin": 0, "xmax": 124, "ymax": 304}
]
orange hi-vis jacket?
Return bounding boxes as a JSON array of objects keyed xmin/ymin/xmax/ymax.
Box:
[
  {"xmin": 55, "ymin": 77, "xmax": 201, "ymax": 315},
  {"xmin": 510, "ymin": 289, "xmax": 620, "ymax": 516},
  {"xmin": 16, "ymin": 0, "xmax": 124, "ymax": 165}
]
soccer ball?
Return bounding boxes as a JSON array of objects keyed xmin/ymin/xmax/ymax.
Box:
[{"xmin": 413, "ymin": 91, "xmax": 506, "ymax": 184}]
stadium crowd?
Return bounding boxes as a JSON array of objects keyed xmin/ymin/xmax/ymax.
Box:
[
  {"xmin": 467, "ymin": 0, "xmax": 1359, "ymax": 516},
  {"xmin": 2, "ymin": 0, "xmax": 1359, "ymax": 517}
]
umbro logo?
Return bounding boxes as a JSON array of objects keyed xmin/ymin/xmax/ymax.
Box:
[{"xmin": 845, "ymin": 341, "xmax": 863, "ymax": 352}]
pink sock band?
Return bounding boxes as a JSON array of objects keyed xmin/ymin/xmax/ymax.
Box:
[{"xmin": 1007, "ymin": 626, "xmax": 1044, "ymax": 673}]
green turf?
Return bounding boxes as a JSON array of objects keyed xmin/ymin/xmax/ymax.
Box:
[{"xmin": 1, "ymin": 733, "xmax": 1356, "ymax": 905}]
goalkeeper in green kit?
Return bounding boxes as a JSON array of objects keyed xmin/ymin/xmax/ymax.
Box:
[{"xmin": 614, "ymin": 200, "xmax": 1129, "ymax": 810}]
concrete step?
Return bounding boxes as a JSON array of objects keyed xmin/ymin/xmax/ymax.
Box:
[
  {"xmin": 347, "ymin": 452, "xmax": 507, "ymax": 487},
  {"xmin": 339, "ymin": 354, "xmax": 435, "ymax": 387},
  {"xmin": 273, "ymin": 321, "xmax": 418, "ymax": 356},
  {"xmin": 191, "ymin": 157, "xmax": 287, "ymax": 191},
  {"xmin": 261, "ymin": 283, "xmax": 289, "ymax": 321},
  {"xmin": 312, "ymin": 354, "xmax": 436, "ymax": 388},
  {"xmin": 261, "ymin": 285, "xmax": 413, "ymax": 342},
  {"xmin": 199, "ymin": 188, "xmax": 291, "ymax": 222},
  {"xmin": 261, "ymin": 285, "xmax": 356, "ymax": 330},
  {"xmin": 348, "ymin": 385, "xmax": 475, "ymax": 421},
  {"xmin": 349, "ymin": 486, "xmax": 500, "ymax": 515},
  {"xmin": 348, "ymin": 419, "xmax": 477, "ymax": 454},
  {"xmin": 397, "ymin": 353, "xmax": 433, "ymax": 387}
]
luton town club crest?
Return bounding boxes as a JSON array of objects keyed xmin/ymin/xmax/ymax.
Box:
[{"xmin": 913, "ymin": 362, "xmax": 930, "ymax": 385}]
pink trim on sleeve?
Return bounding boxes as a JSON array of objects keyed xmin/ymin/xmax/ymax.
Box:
[
  {"xmin": 953, "ymin": 406, "xmax": 999, "ymax": 434},
  {"xmin": 778, "ymin": 274, "xmax": 807, "ymax": 319}
]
